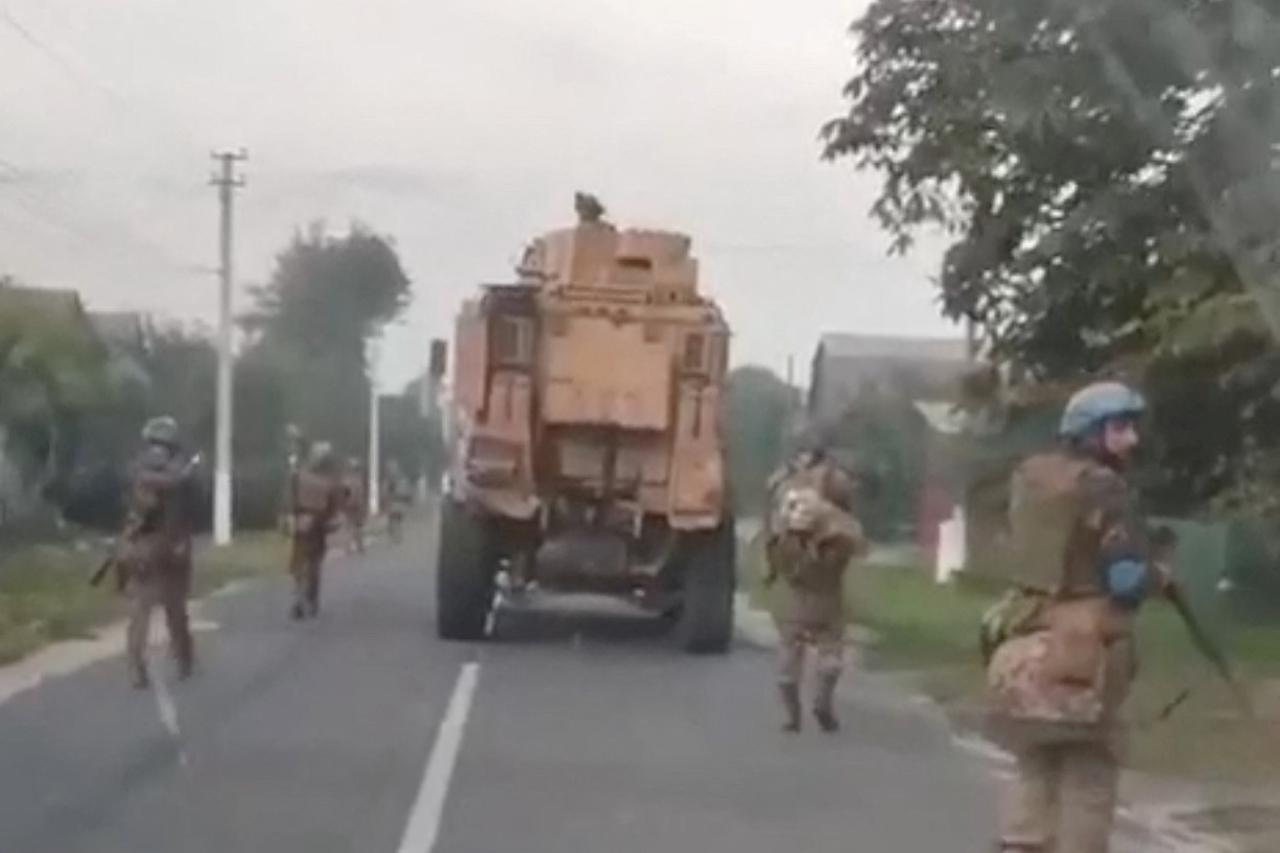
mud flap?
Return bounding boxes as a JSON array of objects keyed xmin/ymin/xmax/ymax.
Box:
[{"xmin": 674, "ymin": 520, "xmax": 736, "ymax": 654}]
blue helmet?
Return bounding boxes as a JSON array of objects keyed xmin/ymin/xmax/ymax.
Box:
[{"xmin": 1058, "ymin": 381, "xmax": 1146, "ymax": 439}]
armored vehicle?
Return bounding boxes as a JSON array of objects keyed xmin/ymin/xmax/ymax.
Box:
[{"xmin": 437, "ymin": 197, "xmax": 735, "ymax": 652}]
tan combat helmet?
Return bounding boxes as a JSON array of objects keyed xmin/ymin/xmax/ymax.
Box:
[
  {"xmin": 141, "ymin": 415, "xmax": 180, "ymax": 448},
  {"xmin": 308, "ymin": 441, "xmax": 336, "ymax": 469}
]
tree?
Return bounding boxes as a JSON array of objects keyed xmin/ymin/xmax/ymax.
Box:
[
  {"xmin": 379, "ymin": 392, "xmax": 440, "ymax": 486},
  {"xmin": 240, "ymin": 222, "xmax": 411, "ymax": 460},
  {"xmin": 724, "ymin": 366, "xmax": 796, "ymax": 515},
  {"xmin": 0, "ymin": 281, "xmax": 109, "ymax": 503},
  {"xmin": 827, "ymin": 387, "xmax": 929, "ymax": 540},
  {"xmin": 822, "ymin": 0, "xmax": 1280, "ymax": 512},
  {"xmin": 64, "ymin": 322, "xmax": 219, "ymax": 529}
]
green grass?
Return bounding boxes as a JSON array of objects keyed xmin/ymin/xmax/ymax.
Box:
[
  {"xmin": 741, "ymin": 536, "xmax": 1280, "ymax": 784},
  {"xmin": 0, "ymin": 532, "xmax": 286, "ymax": 666}
]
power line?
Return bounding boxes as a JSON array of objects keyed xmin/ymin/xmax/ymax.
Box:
[
  {"xmin": 0, "ymin": 5, "xmax": 112, "ymax": 98},
  {"xmin": 0, "ymin": 160, "xmax": 199, "ymax": 275},
  {"xmin": 0, "ymin": 5, "xmax": 200, "ymax": 149}
]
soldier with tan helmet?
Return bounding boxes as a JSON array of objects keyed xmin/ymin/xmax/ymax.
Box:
[
  {"xmin": 984, "ymin": 381, "xmax": 1177, "ymax": 853},
  {"xmin": 767, "ymin": 423, "xmax": 858, "ymax": 515},
  {"xmin": 341, "ymin": 457, "xmax": 367, "ymax": 555},
  {"xmin": 381, "ymin": 459, "xmax": 412, "ymax": 544},
  {"xmin": 763, "ymin": 429, "xmax": 867, "ymax": 733},
  {"xmin": 285, "ymin": 440, "xmax": 343, "ymax": 619},
  {"xmin": 119, "ymin": 416, "xmax": 200, "ymax": 688}
]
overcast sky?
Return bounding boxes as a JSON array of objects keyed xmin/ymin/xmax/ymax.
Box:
[{"xmin": 0, "ymin": 0, "xmax": 957, "ymax": 390}]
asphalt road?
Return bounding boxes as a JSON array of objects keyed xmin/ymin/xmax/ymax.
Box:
[{"xmin": 0, "ymin": 516, "xmax": 1020, "ymax": 853}]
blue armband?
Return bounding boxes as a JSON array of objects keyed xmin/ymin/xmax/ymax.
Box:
[{"xmin": 1103, "ymin": 558, "xmax": 1148, "ymax": 609}]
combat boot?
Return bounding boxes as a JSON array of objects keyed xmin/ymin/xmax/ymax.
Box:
[
  {"xmin": 813, "ymin": 672, "xmax": 841, "ymax": 733},
  {"xmin": 779, "ymin": 683, "xmax": 802, "ymax": 732}
]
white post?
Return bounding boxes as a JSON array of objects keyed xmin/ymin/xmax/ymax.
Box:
[
  {"xmin": 935, "ymin": 505, "xmax": 967, "ymax": 584},
  {"xmin": 211, "ymin": 150, "xmax": 246, "ymax": 546},
  {"xmin": 368, "ymin": 337, "xmax": 381, "ymax": 517}
]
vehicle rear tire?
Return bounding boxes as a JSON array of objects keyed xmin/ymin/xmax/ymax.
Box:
[
  {"xmin": 436, "ymin": 498, "xmax": 497, "ymax": 641},
  {"xmin": 674, "ymin": 519, "xmax": 736, "ymax": 654}
]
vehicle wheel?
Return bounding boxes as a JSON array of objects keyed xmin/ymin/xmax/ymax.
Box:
[
  {"xmin": 674, "ymin": 519, "xmax": 736, "ymax": 654},
  {"xmin": 436, "ymin": 498, "xmax": 497, "ymax": 641}
]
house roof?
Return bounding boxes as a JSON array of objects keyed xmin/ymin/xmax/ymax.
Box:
[
  {"xmin": 88, "ymin": 311, "xmax": 148, "ymax": 352},
  {"xmin": 816, "ymin": 332, "xmax": 969, "ymax": 364},
  {"xmin": 0, "ymin": 285, "xmax": 85, "ymax": 319}
]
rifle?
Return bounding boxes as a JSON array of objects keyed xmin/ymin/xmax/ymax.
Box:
[
  {"xmin": 1148, "ymin": 525, "xmax": 1253, "ymax": 717},
  {"xmin": 1164, "ymin": 580, "xmax": 1254, "ymax": 718},
  {"xmin": 88, "ymin": 552, "xmax": 118, "ymax": 588}
]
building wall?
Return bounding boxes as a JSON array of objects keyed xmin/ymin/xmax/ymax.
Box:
[
  {"xmin": 809, "ymin": 347, "xmax": 970, "ymax": 424},
  {"xmin": 0, "ymin": 429, "xmax": 38, "ymax": 528}
]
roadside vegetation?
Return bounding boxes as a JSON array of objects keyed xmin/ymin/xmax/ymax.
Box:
[{"xmin": 0, "ymin": 533, "xmax": 286, "ymax": 665}]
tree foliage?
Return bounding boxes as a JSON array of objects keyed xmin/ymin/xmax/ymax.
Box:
[
  {"xmin": 239, "ymin": 222, "xmax": 411, "ymax": 461},
  {"xmin": 824, "ymin": 0, "xmax": 1280, "ymax": 512},
  {"xmin": 0, "ymin": 281, "xmax": 109, "ymax": 499},
  {"xmin": 828, "ymin": 388, "xmax": 929, "ymax": 540},
  {"xmin": 724, "ymin": 366, "xmax": 796, "ymax": 515}
]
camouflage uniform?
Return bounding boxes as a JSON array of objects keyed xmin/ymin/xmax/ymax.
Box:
[
  {"xmin": 120, "ymin": 442, "xmax": 197, "ymax": 688},
  {"xmin": 764, "ymin": 454, "xmax": 865, "ymax": 732},
  {"xmin": 382, "ymin": 465, "xmax": 411, "ymax": 543},
  {"xmin": 988, "ymin": 451, "xmax": 1153, "ymax": 853},
  {"xmin": 286, "ymin": 449, "xmax": 342, "ymax": 619},
  {"xmin": 341, "ymin": 461, "xmax": 367, "ymax": 555}
]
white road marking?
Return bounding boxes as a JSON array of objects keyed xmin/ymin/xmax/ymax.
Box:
[
  {"xmin": 209, "ymin": 579, "xmax": 254, "ymax": 599},
  {"xmin": 148, "ymin": 664, "xmax": 189, "ymax": 768},
  {"xmin": 396, "ymin": 662, "xmax": 481, "ymax": 853}
]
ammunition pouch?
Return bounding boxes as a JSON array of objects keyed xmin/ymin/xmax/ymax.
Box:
[{"xmin": 987, "ymin": 596, "xmax": 1116, "ymax": 733}]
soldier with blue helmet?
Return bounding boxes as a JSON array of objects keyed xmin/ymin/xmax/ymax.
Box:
[{"xmin": 986, "ymin": 380, "xmax": 1177, "ymax": 853}]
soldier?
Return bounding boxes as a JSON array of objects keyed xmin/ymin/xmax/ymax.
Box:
[
  {"xmin": 119, "ymin": 416, "xmax": 199, "ymax": 689},
  {"xmin": 381, "ymin": 460, "xmax": 411, "ymax": 544},
  {"xmin": 286, "ymin": 440, "xmax": 343, "ymax": 620},
  {"xmin": 764, "ymin": 440, "xmax": 867, "ymax": 733},
  {"xmin": 985, "ymin": 381, "xmax": 1175, "ymax": 853},
  {"xmin": 279, "ymin": 423, "xmax": 309, "ymax": 534},
  {"xmin": 341, "ymin": 457, "xmax": 367, "ymax": 555}
]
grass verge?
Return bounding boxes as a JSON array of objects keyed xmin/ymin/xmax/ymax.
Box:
[
  {"xmin": 0, "ymin": 532, "xmax": 287, "ymax": 666},
  {"xmin": 741, "ymin": 535, "xmax": 1280, "ymax": 785}
]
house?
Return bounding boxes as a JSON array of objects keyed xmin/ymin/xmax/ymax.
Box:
[
  {"xmin": 88, "ymin": 311, "xmax": 151, "ymax": 355},
  {"xmin": 804, "ymin": 332, "xmax": 971, "ymax": 544},
  {"xmin": 88, "ymin": 311, "xmax": 153, "ymax": 391},
  {"xmin": 808, "ymin": 332, "xmax": 971, "ymax": 422}
]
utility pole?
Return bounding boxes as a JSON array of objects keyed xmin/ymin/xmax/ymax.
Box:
[
  {"xmin": 210, "ymin": 149, "xmax": 247, "ymax": 546},
  {"xmin": 368, "ymin": 336, "xmax": 382, "ymax": 517}
]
